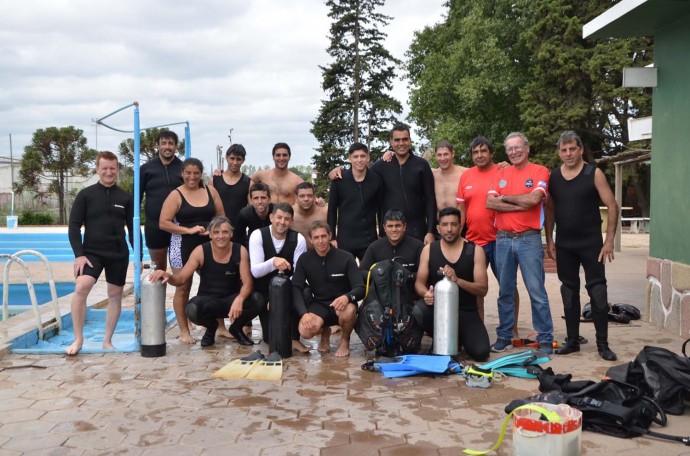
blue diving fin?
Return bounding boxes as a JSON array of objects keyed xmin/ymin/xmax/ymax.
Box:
[
  {"xmin": 477, "ymin": 349, "xmax": 550, "ymax": 371},
  {"xmin": 374, "ymin": 354, "xmax": 452, "ymax": 378}
]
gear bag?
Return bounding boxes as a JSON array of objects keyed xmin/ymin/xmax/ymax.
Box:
[
  {"xmin": 355, "ymin": 259, "xmax": 423, "ymax": 356},
  {"xmin": 606, "ymin": 342, "xmax": 690, "ymax": 415}
]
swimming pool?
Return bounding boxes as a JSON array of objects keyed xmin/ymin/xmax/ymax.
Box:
[
  {"xmin": 0, "ymin": 231, "xmax": 150, "ymax": 262},
  {"xmin": 1, "ymin": 282, "xmax": 74, "ymax": 320}
]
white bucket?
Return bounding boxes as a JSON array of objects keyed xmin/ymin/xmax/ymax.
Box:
[
  {"xmin": 6, "ymin": 216, "xmax": 18, "ymax": 230},
  {"xmin": 513, "ymin": 402, "xmax": 582, "ymax": 456}
]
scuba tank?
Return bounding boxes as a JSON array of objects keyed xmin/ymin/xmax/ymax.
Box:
[
  {"xmin": 268, "ymin": 271, "xmax": 292, "ymax": 358},
  {"xmin": 433, "ymin": 270, "xmax": 459, "ymax": 356},
  {"xmin": 141, "ymin": 264, "xmax": 167, "ymax": 357}
]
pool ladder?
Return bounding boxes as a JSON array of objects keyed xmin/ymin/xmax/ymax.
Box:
[{"xmin": 1, "ymin": 250, "xmax": 63, "ymax": 340}]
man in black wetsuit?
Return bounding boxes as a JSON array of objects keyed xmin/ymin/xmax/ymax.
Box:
[
  {"xmin": 330, "ymin": 124, "xmax": 436, "ymax": 244},
  {"xmin": 292, "ymin": 221, "xmax": 365, "ymax": 357},
  {"xmin": 66, "ymin": 151, "xmax": 137, "ymax": 355},
  {"xmin": 233, "ymin": 183, "xmax": 274, "ymax": 247},
  {"xmin": 248, "ymin": 203, "xmax": 308, "ymax": 351},
  {"xmin": 359, "ymin": 209, "xmax": 424, "ymax": 283},
  {"xmin": 545, "ymin": 130, "xmax": 618, "ymax": 361},
  {"xmin": 140, "ymin": 130, "xmax": 183, "ymax": 271},
  {"xmin": 414, "ymin": 207, "xmax": 490, "ymax": 361},
  {"xmin": 149, "ymin": 216, "xmax": 263, "ymax": 347},
  {"xmin": 327, "ymin": 142, "xmax": 382, "ymax": 261},
  {"xmin": 209, "ymin": 144, "xmax": 251, "ymax": 226}
]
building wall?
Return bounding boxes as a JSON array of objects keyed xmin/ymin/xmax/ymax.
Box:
[
  {"xmin": 650, "ymin": 17, "xmax": 690, "ymax": 265},
  {"xmin": 647, "ymin": 15, "xmax": 690, "ymax": 338}
]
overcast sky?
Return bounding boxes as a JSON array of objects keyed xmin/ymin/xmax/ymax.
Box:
[{"xmin": 0, "ymin": 0, "xmax": 447, "ymax": 171}]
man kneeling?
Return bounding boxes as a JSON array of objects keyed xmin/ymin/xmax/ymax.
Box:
[
  {"xmin": 292, "ymin": 221, "xmax": 364, "ymax": 357},
  {"xmin": 149, "ymin": 216, "xmax": 264, "ymax": 347}
]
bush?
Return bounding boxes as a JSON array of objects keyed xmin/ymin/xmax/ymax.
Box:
[{"xmin": 19, "ymin": 211, "xmax": 54, "ymax": 225}]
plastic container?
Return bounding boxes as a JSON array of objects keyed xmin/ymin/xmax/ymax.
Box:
[
  {"xmin": 513, "ymin": 402, "xmax": 582, "ymax": 456},
  {"xmin": 6, "ymin": 216, "xmax": 18, "ymax": 229}
]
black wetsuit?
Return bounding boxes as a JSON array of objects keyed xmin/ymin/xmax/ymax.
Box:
[
  {"xmin": 140, "ymin": 156, "xmax": 183, "ymax": 249},
  {"xmin": 185, "ymin": 242, "xmax": 264, "ymax": 335},
  {"xmin": 212, "ymin": 173, "xmax": 251, "ymax": 226},
  {"xmin": 174, "ymin": 187, "xmax": 216, "ymax": 264},
  {"xmin": 370, "ymin": 154, "xmax": 436, "ymax": 241},
  {"xmin": 549, "ymin": 163, "xmax": 609, "ymax": 346},
  {"xmin": 233, "ymin": 203, "xmax": 274, "ymax": 247},
  {"xmin": 292, "ymin": 248, "xmax": 365, "ymax": 326},
  {"xmin": 68, "ymin": 182, "xmax": 136, "ymax": 286},
  {"xmin": 415, "ymin": 240, "xmax": 490, "ymax": 361},
  {"xmin": 327, "ymin": 168, "xmax": 382, "ymax": 260},
  {"xmin": 359, "ymin": 235, "xmax": 424, "ymax": 278}
]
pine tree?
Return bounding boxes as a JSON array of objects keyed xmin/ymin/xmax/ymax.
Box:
[{"xmin": 311, "ymin": 0, "xmax": 402, "ymax": 195}]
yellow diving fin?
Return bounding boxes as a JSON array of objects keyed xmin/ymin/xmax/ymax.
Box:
[
  {"xmin": 212, "ymin": 351, "xmax": 264, "ymax": 379},
  {"xmin": 244, "ymin": 351, "xmax": 283, "ymax": 381}
]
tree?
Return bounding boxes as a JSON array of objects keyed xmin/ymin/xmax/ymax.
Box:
[
  {"xmin": 406, "ymin": 0, "xmax": 653, "ymax": 169},
  {"xmin": 311, "ymin": 0, "xmax": 403, "ymax": 195},
  {"xmin": 518, "ymin": 0, "xmax": 653, "ymax": 163},
  {"xmin": 14, "ymin": 126, "xmax": 97, "ymax": 224},
  {"xmin": 407, "ymin": 0, "xmax": 530, "ymax": 166}
]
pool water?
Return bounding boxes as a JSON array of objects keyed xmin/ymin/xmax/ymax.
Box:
[{"xmin": 0, "ymin": 282, "xmax": 74, "ymax": 306}]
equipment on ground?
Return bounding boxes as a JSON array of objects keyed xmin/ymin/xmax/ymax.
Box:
[
  {"xmin": 433, "ymin": 272, "xmax": 459, "ymax": 356},
  {"xmin": 140, "ymin": 264, "xmax": 167, "ymax": 357},
  {"xmin": 268, "ymin": 272, "xmax": 292, "ymax": 358},
  {"xmin": 212, "ymin": 351, "xmax": 265, "ymax": 379},
  {"xmin": 245, "ymin": 351, "xmax": 283, "ymax": 381}
]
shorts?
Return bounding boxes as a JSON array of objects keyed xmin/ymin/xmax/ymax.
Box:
[
  {"xmin": 169, "ymin": 234, "xmax": 183, "ymax": 269},
  {"xmin": 145, "ymin": 223, "xmax": 172, "ymax": 250},
  {"xmin": 80, "ymin": 253, "xmax": 128, "ymax": 287},
  {"xmin": 307, "ymin": 300, "xmax": 354, "ymax": 327},
  {"xmin": 481, "ymin": 241, "xmax": 498, "ymax": 279}
]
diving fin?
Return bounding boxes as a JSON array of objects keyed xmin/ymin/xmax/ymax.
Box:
[
  {"xmin": 212, "ymin": 350, "xmax": 264, "ymax": 379},
  {"xmin": 478, "ymin": 349, "xmax": 550, "ymax": 371},
  {"xmin": 374, "ymin": 354, "xmax": 451, "ymax": 378},
  {"xmin": 245, "ymin": 351, "xmax": 283, "ymax": 381}
]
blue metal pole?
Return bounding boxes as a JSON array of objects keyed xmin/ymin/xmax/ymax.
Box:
[
  {"xmin": 133, "ymin": 102, "xmax": 142, "ymax": 345},
  {"xmin": 185, "ymin": 122, "xmax": 191, "ymax": 159}
]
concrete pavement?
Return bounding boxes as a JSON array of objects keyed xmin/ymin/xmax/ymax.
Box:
[{"xmin": 1, "ymin": 233, "xmax": 689, "ymax": 455}]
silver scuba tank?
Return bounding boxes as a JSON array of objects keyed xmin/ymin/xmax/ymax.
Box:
[
  {"xmin": 433, "ymin": 272, "xmax": 459, "ymax": 356},
  {"xmin": 141, "ymin": 264, "xmax": 167, "ymax": 357}
]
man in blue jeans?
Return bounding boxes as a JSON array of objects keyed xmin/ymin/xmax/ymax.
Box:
[{"xmin": 486, "ymin": 132, "xmax": 554, "ymax": 353}]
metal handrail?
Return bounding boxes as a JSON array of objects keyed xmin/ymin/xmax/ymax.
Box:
[{"xmin": 1, "ymin": 250, "xmax": 62, "ymax": 339}]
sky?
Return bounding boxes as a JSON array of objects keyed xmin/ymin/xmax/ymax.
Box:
[{"xmin": 0, "ymin": 0, "xmax": 447, "ymax": 171}]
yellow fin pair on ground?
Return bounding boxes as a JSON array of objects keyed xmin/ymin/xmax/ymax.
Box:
[{"xmin": 212, "ymin": 350, "xmax": 283, "ymax": 381}]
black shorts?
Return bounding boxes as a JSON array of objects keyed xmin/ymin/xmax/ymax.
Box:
[
  {"xmin": 80, "ymin": 254, "xmax": 129, "ymax": 287},
  {"xmin": 307, "ymin": 301, "xmax": 355, "ymax": 327},
  {"xmin": 145, "ymin": 223, "xmax": 172, "ymax": 250}
]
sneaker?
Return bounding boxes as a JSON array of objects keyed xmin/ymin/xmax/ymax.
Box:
[
  {"xmin": 490, "ymin": 338, "xmax": 513, "ymax": 353},
  {"xmin": 539, "ymin": 342, "xmax": 554, "ymax": 355}
]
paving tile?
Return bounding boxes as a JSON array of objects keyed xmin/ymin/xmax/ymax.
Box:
[
  {"xmin": 63, "ymin": 428, "xmax": 127, "ymax": 451},
  {"xmin": 0, "ymin": 408, "xmax": 45, "ymax": 424},
  {"xmin": 0, "ymin": 419, "xmax": 56, "ymax": 438},
  {"xmin": 2, "ymin": 433, "xmax": 68, "ymax": 452},
  {"xmin": 235, "ymin": 428, "xmax": 295, "ymax": 448},
  {"xmin": 178, "ymin": 427, "xmax": 239, "ymax": 448},
  {"xmin": 270, "ymin": 416, "xmax": 323, "ymax": 433},
  {"xmin": 294, "ymin": 429, "xmax": 349, "ymax": 448},
  {"xmin": 379, "ymin": 444, "xmax": 441, "ymax": 456},
  {"xmin": 375, "ymin": 412, "xmax": 430, "ymax": 434},
  {"xmin": 0, "ymin": 397, "xmax": 35, "ymax": 411},
  {"xmin": 122, "ymin": 429, "xmax": 182, "ymax": 448},
  {"xmin": 30, "ymin": 396, "xmax": 84, "ymax": 411},
  {"xmin": 259, "ymin": 443, "xmax": 321, "ymax": 456},
  {"xmin": 40, "ymin": 408, "xmax": 97, "ymax": 423},
  {"xmin": 51, "ymin": 419, "xmax": 101, "ymax": 434},
  {"xmin": 23, "ymin": 447, "xmax": 86, "ymax": 456},
  {"xmin": 200, "ymin": 443, "xmax": 262, "ymax": 455},
  {"xmin": 322, "ymin": 418, "xmax": 376, "ymax": 433}
]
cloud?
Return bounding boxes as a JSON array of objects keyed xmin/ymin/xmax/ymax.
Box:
[{"xmin": 0, "ymin": 0, "xmax": 446, "ymax": 169}]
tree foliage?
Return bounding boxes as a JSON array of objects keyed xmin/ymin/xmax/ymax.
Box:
[
  {"xmin": 311, "ymin": 0, "xmax": 403, "ymax": 195},
  {"xmin": 14, "ymin": 126, "xmax": 97, "ymax": 224},
  {"xmin": 406, "ymin": 0, "xmax": 653, "ymax": 168}
]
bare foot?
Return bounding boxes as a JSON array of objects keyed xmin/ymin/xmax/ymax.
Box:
[
  {"xmin": 188, "ymin": 322, "xmax": 197, "ymax": 331},
  {"xmin": 65, "ymin": 339, "xmax": 83, "ymax": 356},
  {"xmin": 318, "ymin": 327, "xmax": 331, "ymax": 353},
  {"xmin": 102, "ymin": 342, "xmax": 115, "ymax": 350},
  {"xmin": 178, "ymin": 333, "xmax": 196, "ymax": 344},
  {"xmin": 216, "ymin": 327, "xmax": 234, "ymax": 339},
  {"xmin": 334, "ymin": 340, "xmax": 350, "ymax": 357},
  {"xmin": 330, "ymin": 325, "xmax": 342, "ymax": 334},
  {"xmin": 292, "ymin": 340, "xmax": 310, "ymax": 353}
]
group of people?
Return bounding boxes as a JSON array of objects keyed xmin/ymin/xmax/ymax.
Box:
[{"xmin": 66, "ymin": 125, "xmax": 619, "ymax": 362}]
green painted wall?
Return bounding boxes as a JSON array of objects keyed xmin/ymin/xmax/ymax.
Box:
[{"xmin": 650, "ymin": 17, "xmax": 690, "ymax": 264}]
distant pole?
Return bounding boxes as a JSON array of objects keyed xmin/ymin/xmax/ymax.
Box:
[
  {"xmin": 184, "ymin": 122, "xmax": 191, "ymax": 159},
  {"xmin": 216, "ymin": 145, "xmax": 222, "ymax": 171},
  {"xmin": 9, "ymin": 134, "xmax": 13, "ymax": 189}
]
